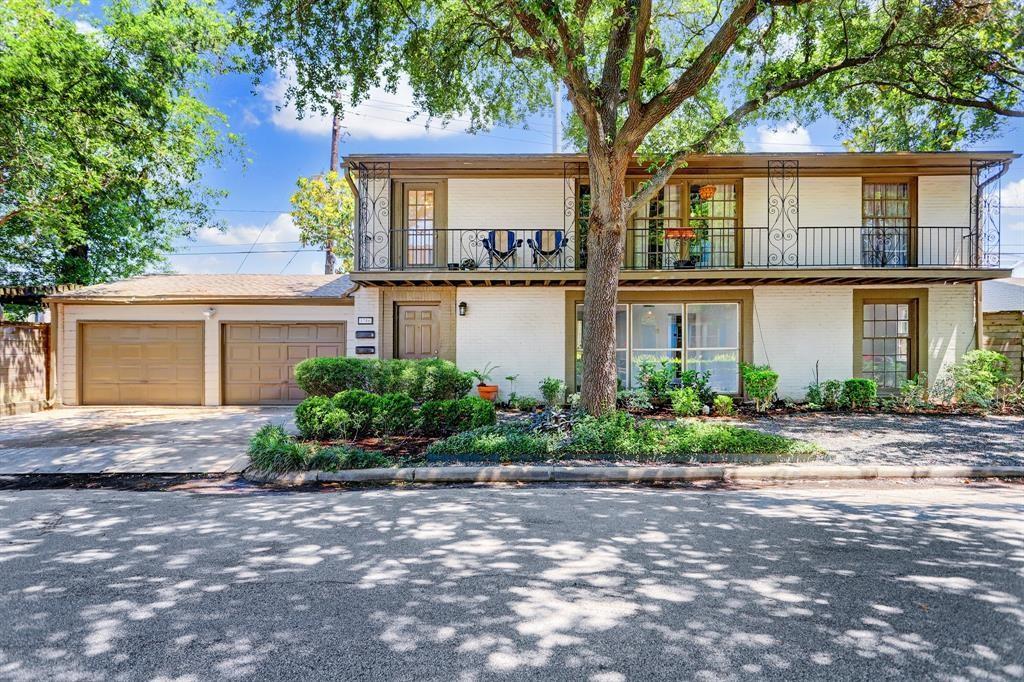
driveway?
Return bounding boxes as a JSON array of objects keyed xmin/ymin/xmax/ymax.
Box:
[{"xmin": 0, "ymin": 406, "xmax": 293, "ymax": 474}]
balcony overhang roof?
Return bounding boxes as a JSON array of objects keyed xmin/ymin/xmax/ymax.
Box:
[
  {"xmin": 345, "ymin": 151, "xmax": 1019, "ymax": 177},
  {"xmin": 349, "ymin": 268, "xmax": 1012, "ymax": 288}
]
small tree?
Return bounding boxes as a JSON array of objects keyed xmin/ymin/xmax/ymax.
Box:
[{"xmin": 290, "ymin": 171, "xmax": 355, "ymax": 274}]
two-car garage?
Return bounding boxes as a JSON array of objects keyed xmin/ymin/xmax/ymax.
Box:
[{"xmin": 48, "ymin": 275, "xmax": 355, "ymax": 407}]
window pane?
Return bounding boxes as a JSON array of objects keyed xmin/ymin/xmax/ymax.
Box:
[
  {"xmin": 861, "ymin": 301, "xmax": 912, "ymax": 388},
  {"xmin": 632, "ymin": 304, "xmax": 682, "ymax": 349},
  {"xmin": 687, "ymin": 349, "xmax": 739, "ymax": 393},
  {"xmin": 631, "ymin": 351, "xmax": 681, "ymax": 387},
  {"xmin": 686, "ymin": 303, "xmax": 738, "ymax": 348}
]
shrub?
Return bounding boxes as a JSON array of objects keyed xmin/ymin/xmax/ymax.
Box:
[
  {"xmin": 679, "ymin": 369, "xmax": 714, "ymax": 406},
  {"xmin": 566, "ymin": 392, "xmax": 582, "ymax": 410},
  {"xmin": 821, "ymin": 379, "xmax": 845, "ymax": 409},
  {"xmin": 669, "ymin": 386, "xmax": 702, "ymax": 417},
  {"xmin": 419, "ymin": 396, "xmax": 497, "ymax": 436},
  {"xmin": 295, "ymin": 357, "xmax": 376, "ymax": 396},
  {"xmin": 616, "ymin": 388, "xmax": 653, "ymax": 412},
  {"xmin": 420, "ymin": 358, "xmax": 474, "ymax": 400},
  {"xmin": 248, "ymin": 424, "xmax": 312, "ymax": 472},
  {"xmin": 741, "ymin": 363, "xmax": 778, "ymax": 412},
  {"xmin": 895, "ymin": 374, "xmax": 930, "ymax": 411},
  {"xmin": 426, "ymin": 424, "xmax": 555, "ymax": 461},
  {"xmin": 540, "ymin": 377, "xmax": 566, "ymax": 406},
  {"xmin": 635, "ymin": 356, "xmax": 680, "ymax": 404},
  {"xmin": 375, "ymin": 393, "xmax": 416, "ymax": 435},
  {"xmin": 842, "ymin": 378, "xmax": 877, "ymax": 409},
  {"xmin": 950, "ymin": 349, "xmax": 1013, "ymax": 409},
  {"xmin": 713, "ymin": 394, "xmax": 735, "ymax": 416},
  {"xmin": 511, "ymin": 395, "xmax": 540, "ymax": 412},
  {"xmin": 566, "ymin": 411, "xmax": 660, "ymax": 456},
  {"xmin": 294, "ymin": 357, "xmax": 472, "ymax": 401},
  {"xmin": 333, "ymin": 389, "xmax": 380, "ymax": 436},
  {"xmin": 805, "ymin": 381, "xmax": 823, "ymax": 406},
  {"xmin": 304, "ymin": 444, "xmax": 392, "ymax": 471},
  {"xmin": 295, "ymin": 396, "xmax": 352, "ymax": 440}
]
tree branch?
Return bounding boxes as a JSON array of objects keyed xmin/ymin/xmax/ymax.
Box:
[{"xmin": 626, "ymin": 0, "xmax": 652, "ymax": 115}]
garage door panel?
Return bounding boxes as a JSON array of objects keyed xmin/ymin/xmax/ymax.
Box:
[
  {"xmin": 81, "ymin": 323, "xmax": 203, "ymax": 405},
  {"xmin": 222, "ymin": 322, "xmax": 346, "ymax": 405}
]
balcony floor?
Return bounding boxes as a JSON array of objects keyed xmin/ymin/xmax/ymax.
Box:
[{"xmin": 349, "ymin": 267, "xmax": 1011, "ymax": 287}]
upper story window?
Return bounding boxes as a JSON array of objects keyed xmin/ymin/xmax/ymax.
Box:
[{"xmin": 862, "ymin": 180, "xmax": 913, "ymax": 266}]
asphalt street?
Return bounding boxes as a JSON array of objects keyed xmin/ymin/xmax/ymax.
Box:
[{"xmin": 0, "ymin": 481, "xmax": 1021, "ymax": 681}]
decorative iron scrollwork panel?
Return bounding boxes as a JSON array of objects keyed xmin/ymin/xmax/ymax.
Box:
[{"xmin": 767, "ymin": 160, "xmax": 799, "ymax": 267}]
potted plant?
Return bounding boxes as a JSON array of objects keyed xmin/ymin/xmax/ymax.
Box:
[{"xmin": 471, "ymin": 362, "xmax": 500, "ymax": 401}]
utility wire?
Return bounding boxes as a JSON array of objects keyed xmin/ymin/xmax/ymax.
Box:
[{"xmin": 234, "ymin": 221, "xmax": 271, "ymax": 273}]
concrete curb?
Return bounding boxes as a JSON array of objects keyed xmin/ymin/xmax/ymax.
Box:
[{"xmin": 243, "ymin": 464, "xmax": 1024, "ymax": 486}]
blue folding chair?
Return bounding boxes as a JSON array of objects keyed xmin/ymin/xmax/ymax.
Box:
[
  {"xmin": 481, "ymin": 230, "xmax": 523, "ymax": 269},
  {"xmin": 527, "ymin": 229, "xmax": 567, "ymax": 269}
]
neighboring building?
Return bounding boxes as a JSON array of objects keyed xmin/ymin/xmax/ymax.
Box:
[
  {"xmin": 982, "ymin": 275, "xmax": 1024, "ymax": 313},
  {"xmin": 45, "ymin": 151, "xmax": 1017, "ymax": 406}
]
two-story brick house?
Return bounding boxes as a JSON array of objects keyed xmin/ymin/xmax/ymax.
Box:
[
  {"xmin": 45, "ymin": 151, "xmax": 1015, "ymax": 406},
  {"xmin": 343, "ymin": 151, "xmax": 1015, "ymax": 400}
]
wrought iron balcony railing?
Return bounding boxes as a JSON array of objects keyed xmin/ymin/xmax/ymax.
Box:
[{"xmin": 354, "ymin": 226, "xmax": 999, "ymax": 272}]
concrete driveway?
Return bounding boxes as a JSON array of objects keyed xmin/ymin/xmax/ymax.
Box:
[{"xmin": 0, "ymin": 406, "xmax": 293, "ymax": 474}]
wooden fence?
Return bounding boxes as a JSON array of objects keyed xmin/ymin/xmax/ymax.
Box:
[
  {"xmin": 983, "ymin": 311, "xmax": 1024, "ymax": 383},
  {"xmin": 1, "ymin": 323, "xmax": 50, "ymax": 415}
]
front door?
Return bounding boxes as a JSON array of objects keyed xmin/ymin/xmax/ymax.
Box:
[{"xmin": 396, "ymin": 305, "xmax": 440, "ymax": 359}]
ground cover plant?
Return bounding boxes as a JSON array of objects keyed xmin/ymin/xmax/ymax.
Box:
[{"xmin": 427, "ymin": 410, "xmax": 822, "ymax": 464}]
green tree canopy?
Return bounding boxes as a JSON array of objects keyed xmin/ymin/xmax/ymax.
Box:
[
  {"xmin": 238, "ymin": 0, "xmax": 1024, "ymax": 413},
  {"xmin": 290, "ymin": 170, "xmax": 355, "ymax": 274},
  {"xmin": 0, "ymin": 0, "xmax": 243, "ymax": 287}
]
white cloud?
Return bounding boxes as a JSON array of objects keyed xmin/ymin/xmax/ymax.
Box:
[
  {"xmin": 1001, "ymin": 178, "xmax": 1024, "ymax": 207},
  {"xmin": 192, "ymin": 212, "xmax": 299, "ymax": 246},
  {"xmin": 752, "ymin": 123, "xmax": 823, "ymax": 152},
  {"xmin": 263, "ymin": 69, "xmax": 465, "ymax": 140},
  {"xmin": 73, "ymin": 20, "xmax": 98, "ymax": 35}
]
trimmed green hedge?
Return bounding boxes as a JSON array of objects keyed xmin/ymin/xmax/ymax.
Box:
[
  {"xmin": 419, "ymin": 396, "xmax": 497, "ymax": 436},
  {"xmin": 295, "ymin": 357, "xmax": 473, "ymax": 402},
  {"xmin": 249, "ymin": 425, "xmax": 390, "ymax": 472}
]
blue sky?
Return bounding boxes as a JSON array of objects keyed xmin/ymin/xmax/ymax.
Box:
[{"xmin": 169, "ymin": 68, "xmax": 1024, "ymax": 275}]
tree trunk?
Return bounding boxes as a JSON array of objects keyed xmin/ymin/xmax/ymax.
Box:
[{"xmin": 579, "ymin": 153, "xmax": 629, "ymax": 415}]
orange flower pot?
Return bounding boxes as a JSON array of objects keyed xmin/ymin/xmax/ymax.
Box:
[{"xmin": 477, "ymin": 384, "xmax": 499, "ymax": 402}]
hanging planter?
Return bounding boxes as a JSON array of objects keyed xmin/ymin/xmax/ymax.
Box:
[
  {"xmin": 663, "ymin": 227, "xmax": 696, "ymax": 240},
  {"xmin": 698, "ymin": 184, "xmax": 717, "ymax": 201}
]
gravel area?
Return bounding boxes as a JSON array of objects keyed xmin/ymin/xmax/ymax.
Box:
[{"xmin": 741, "ymin": 413, "xmax": 1024, "ymax": 466}]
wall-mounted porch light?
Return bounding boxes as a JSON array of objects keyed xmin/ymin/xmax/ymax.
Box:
[{"xmin": 458, "ymin": 301, "xmax": 468, "ymax": 317}]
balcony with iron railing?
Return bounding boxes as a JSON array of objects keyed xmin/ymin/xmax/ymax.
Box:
[{"xmin": 354, "ymin": 225, "xmax": 1000, "ymax": 274}]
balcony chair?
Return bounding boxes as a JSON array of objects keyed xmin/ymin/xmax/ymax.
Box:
[
  {"xmin": 527, "ymin": 229, "xmax": 568, "ymax": 269},
  {"xmin": 481, "ymin": 230, "xmax": 523, "ymax": 269}
]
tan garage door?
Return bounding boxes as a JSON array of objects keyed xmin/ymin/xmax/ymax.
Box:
[
  {"xmin": 80, "ymin": 322, "xmax": 204, "ymax": 405},
  {"xmin": 222, "ymin": 323, "xmax": 346, "ymax": 405}
]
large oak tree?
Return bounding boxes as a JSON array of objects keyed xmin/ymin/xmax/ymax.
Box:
[{"xmin": 239, "ymin": 0, "xmax": 1024, "ymax": 414}]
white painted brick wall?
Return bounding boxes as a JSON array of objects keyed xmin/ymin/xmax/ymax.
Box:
[
  {"xmin": 447, "ymin": 179, "xmax": 566, "ymax": 230},
  {"xmin": 927, "ymin": 284, "xmax": 976, "ymax": 380},
  {"xmin": 753, "ymin": 287, "xmax": 853, "ymax": 398},
  {"xmin": 743, "ymin": 177, "xmax": 862, "ymax": 266},
  {"xmin": 350, "ymin": 287, "xmax": 380, "ymax": 358},
  {"xmin": 57, "ymin": 304, "xmax": 353, "ymax": 406},
  {"xmin": 455, "ymin": 287, "xmax": 566, "ymax": 400},
  {"xmin": 918, "ymin": 176, "xmax": 969, "ymax": 226}
]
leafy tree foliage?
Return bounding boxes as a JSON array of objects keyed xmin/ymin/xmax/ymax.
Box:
[
  {"xmin": 290, "ymin": 171, "xmax": 355, "ymax": 273},
  {"xmin": 0, "ymin": 0, "xmax": 242, "ymax": 286},
  {"xmin": 237, "ymin": 0, "xmax": 1023, "ymax": 413}
]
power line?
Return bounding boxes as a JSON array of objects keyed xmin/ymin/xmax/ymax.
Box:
[
  {"xmin": 170, "ymin": 248, "xmax": 319, "ymax": 256},
  {"xmin": 235, "ymin": 221, "xmax": 270, "ymax": 273}
]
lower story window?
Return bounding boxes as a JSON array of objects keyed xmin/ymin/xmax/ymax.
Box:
[
  {"xmin": 576, "ymin": 301, "xmax": 740, "ymax": 393},
  {"xmin": 861, "ymin": 302, "xmax": 914, "ymax": 389}
]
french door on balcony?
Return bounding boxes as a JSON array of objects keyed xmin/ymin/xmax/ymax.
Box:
[
  {"xmin": 392, "ymin": 180, "xmax": 447, "ymax": 269},
  {"xmin": 627, "ymin": 179, "xmax": 740, "ymax": 270}
]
